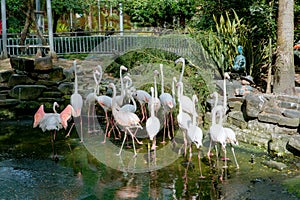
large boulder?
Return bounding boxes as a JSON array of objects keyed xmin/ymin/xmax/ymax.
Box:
[
  {"xmin": 8, "ymin": 74, "xmax": 35, "ymax": 87},
  {"xmin": 9, "ymin": 85, "xmax": 47, "ymax": 100},
  {"xmin": 244, "ymin": 94, "xmax": 266, "ymax": 118},
  {"xmin": 0, "ymin": 70, "xmax": 14, "ymax": 83},
  {"xmin": 34, "ymin": 56, "xmax": 53, "ymax": 71},
  {"xmin": 10, "ymin": 57, "xmax": 35, "ymax": 72}
]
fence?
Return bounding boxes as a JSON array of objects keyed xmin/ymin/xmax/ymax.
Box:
[{"xmin": 0, "ymin": 34, "xmax": 197, "ymax": 57}]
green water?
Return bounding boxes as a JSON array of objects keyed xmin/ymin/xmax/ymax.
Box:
[{"xmin": 0, "ymin": 120, "xmax": 300, "ymax": 200}]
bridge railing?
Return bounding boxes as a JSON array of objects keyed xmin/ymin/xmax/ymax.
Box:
[{"xmin": 0, "ymin": 34, "xmax": 194, "ymax": 56}]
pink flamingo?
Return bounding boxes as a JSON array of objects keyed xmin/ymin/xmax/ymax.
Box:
[
  {"xmin": 109, "ymin": 82, "xmax": 142, "ymax": 157},
  {"xmin": 33, "ymin": 102, "xmax": 72, "ymax": 160}
]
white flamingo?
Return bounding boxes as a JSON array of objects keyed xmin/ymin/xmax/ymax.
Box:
[
  {"xmin": 176, "ymin": 81, "xmax": 192, "ymax": 157},
  {"xmin": 159, "ymin": 64, "xmax": 175, "ymax": 143},
  {"xmin": 146, "ymin": 87, "xmax": 161, "ymax": 150},
  {"xmin": 186, "ymin": 95, "xmax": 205, "ymax": 178},
  {"xmin": 68, "ymin": 60, "xmax": 84, "ymax": 142},
  {"xmin": 148, "ymin": 70, "xmax": 161, "ymax": 116}
]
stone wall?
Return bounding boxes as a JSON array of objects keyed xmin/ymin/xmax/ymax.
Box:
[
  {"xmin": 207, "ymin": 79, "xmax": 300, "ymax": 157},
  {"xmin": 0, "ymin": 56, "xmax": 75, "ymax": 120}
]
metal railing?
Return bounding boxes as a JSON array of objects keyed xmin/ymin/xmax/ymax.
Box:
[{"xmin": 0, "ymin": 33, "xmax": 196, "ymax": 57}]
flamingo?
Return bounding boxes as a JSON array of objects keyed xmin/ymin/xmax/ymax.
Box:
[
  {"xmin": 148, "ymin": 70, "xmax": 161, "ymax": 116},
  {"xmin": 186, "ymin": 95, "xmax": 205, "ymax": 178},
  {"xmin": 207, "ymin": 105, "xmax": 228, "ymax": 168},
  {"xmin": 133, "ymin": 89, "xmax": 151, "ymax": 122},
  {"xmin": 95, "ymin": 94, "xmax": 115, "ymax": 143},
  {"xmin": 175, "ymin": 57, "xmax": 185, "ymax": 83},
  {"xmin": 223, "ymin": 72, "xmax": 231, "ymax": 117},
  {"xmin": 146, "ymin": 87, "xmax": 161, "ymax": 150},
  {"xmin": 67, "ymin": 60, "xmax": 84, "ymax": 142},
  {"xmin": 109, "ymin": 82, "xmax": 143, "ymax": 157},
  {"xmin": 159, "ymin": 64, "xmax": 175, "ymax": 143},
  {"xmin": 85, "ymin": 65, "xmax": 102, "ymax": 133},
  {"xmin": 211, "ymin": 77, "xmax": 239, "ymax": 169},
  {"xmin": 33, "ymin": 102, "xmax": 72, "ymax": 160},
  {"xmin": 115, "ymin": 65, "xmax": 128, "ymax": 107},
  {"xmin": 120, "ymin": 76, "xmax": 137, "ymax": 113},
  {"xmin": 176, "ymin": 81, "xmax": 192, "ymax": 157}
]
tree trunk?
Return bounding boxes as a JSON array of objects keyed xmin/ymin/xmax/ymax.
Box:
[
  {"xmin": 273, "ymin": 0, "xmax": 295, "ymax": 95},
  {"xmin": 19, "ymin": 0, "xmax": 33, "ymax": 46}
]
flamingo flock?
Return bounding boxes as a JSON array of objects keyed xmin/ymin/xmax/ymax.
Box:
[{"xmin": 33, "ymin": 57, "xmax": 239, "ymax": 176}]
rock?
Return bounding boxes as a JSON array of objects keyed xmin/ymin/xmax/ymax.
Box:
[
  {"xmin": 0, "ymin": 70, "xmax": 14, "ymax": 83},
  {"xmin": 9, "ymin": 85, "xmax": 47, "ymax": 100},
  {"xmin": 261, "ymin": 160, "xmax": 287, "ymax": 171},
  {"xmin": 10, "ymin": 57, "xmax": 35, "ymax": 72},
  {"xmin": 277, "ymin": 95, "xmax": 300, "ymax": 104},
  {"xmin": 57, "ymin": 82, "xmax": 73, "ymax": 95},
  {"xmin": 36, "ymin": 80, "xmax": 58, "ymax": 86},
  {"xmin": 282, "ymin": 109, "xmax": 300, "ymax": 118},
  {"xmin": 245, "ymin": 94, "xmax": 265, "ymax": 118},
  {"xmin": 228, "ymin": 111, "xmax": 247, "ymax": 129},
  {"xmin": 269, "ymin": 133, "xmax": 291, "ymax": 156},
  {"xmin": 0, "ymin": 99, "xmax": 19, "ymax": 106},
  {"xmin": 34, "ymin": 56, "xmax": 53, "ymax": 71},
  {"xmin": 7, "ymin": 74, "xmax": 35, "ymax": 87},
  {"xmin": 258, "ymin": 112, "xmax": 299, "ymax": 127},
  {"xmin": 48, "ymin": 67, "xmax": 64, "ymax": 81},
  {"xmin": 42, "ymin": 91, "xmax": 63, "ymax": 98},
  {"xmin": 257, "ymin": 112, "xmax": 279, "ymax": 124},
  {"xmin": 228, "ymin": 97, "xmax": 243, "ymax": 111},
  {"xmin": 237, "ymin": 128, "xmax": 271, "ymax": 149},
  {"xmin": 287, "ymin": 135, "xmax": 300, "ymax": 156},
  {"xmin": 278, "ymin": 101, "xmax": 298, "ymax": 109}
]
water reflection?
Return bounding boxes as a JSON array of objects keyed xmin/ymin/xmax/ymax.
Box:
[{"xmin": 1, "ymin": 120, "xmax": 300, "ymax": 199}]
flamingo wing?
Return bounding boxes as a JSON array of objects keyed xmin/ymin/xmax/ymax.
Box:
[
  {"xmin": 33, "ymin": 105, "xmax": 45, "ymax": 128},
  {"xmin": 60, "ymin": 105, "xmax": 73, "ymax": 129}
]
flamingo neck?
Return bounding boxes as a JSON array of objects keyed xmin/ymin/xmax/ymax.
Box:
[
  {"xmin": 160, "ymin": 64, "xmax": 164, "ymax": 94},
  {"xmin": 120, "ymin": 68, "xmax": 125, "ymax": 98},
  {"xmin": 74, "ymin": 61, "xmax": 78, "ymax": 94},
  {"xmin": 53, "ymin": 102, "xmax": 58, "ymax": 113},
  {"xmin": 223, "ymin": 76, "xmax": 227, "ymax": 113},
  {"xmin": 172, "ymin": 77, "xmax": 176, "ymax": 99},
  {"xmin": 154, "ymin": 75, "xmax": 158, "ymax": 99},
  {"xmin": 150, "ymin": 88, "xmax": 155, "ymax": 117}
]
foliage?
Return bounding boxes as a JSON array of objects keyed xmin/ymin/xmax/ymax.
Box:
[
  {"xmin": 122, "ymin": 0, "xmax": 197, "ymax": 28},
  {"xmin": 6, "ymin": 0, "xmax": 27, "ymax": 33},
  {"xmin": 192, "ymin": 10, "xmax": 248, "ymax": 75}
]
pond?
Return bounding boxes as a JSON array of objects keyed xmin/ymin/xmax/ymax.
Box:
[{"xmin": 1, "ymin": 119, "xmax": 300, "ymax": 200}]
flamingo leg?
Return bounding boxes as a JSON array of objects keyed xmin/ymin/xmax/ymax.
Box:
[
  {"xmin": 170, "ymin": 111, "xmax": 175, "ymax": 139},
  {"xmin": 102, "ymin": 111, "xmax": 111, "ymax": 143},
  {"xmin": 161, "ymin": 113, "xmax": 167, "ymax": 144},
  {"xmin": 166, "ymin": 112, "xmax": 171, "ymax": 140},
  {"xmin": 132, "ymin": 128, "xmax": 143, "ymax": 145},
  {"xmin": 231, "ymin": 146, "xmax": 239, "ymax": 169},
  {"xmin": 87, "ymin": 104, "xmax": 92, "ymax": 133},
  {"xmin": 222, "ymin": 146, "xmax": 228, "ymax": 169},
  {"xmin": 128, "ymin": 128, "xmax": 137, "ymax": 157},
  {"xmin": 117, "ymin": 131, "xmax": 127, "ymax": 156},
  {"xmin": 65, "ymin": 122, "xmax": 75, "ymax": 138},
  {"xmin": 80, "ymin": 116, "xmax": 83, "ymax": 143},
  {"xmin": 151, "ymin": 136, "xmax": 157, "ymax": 150},
  {"xmin": 198, "ymin": 149, "xmax": 205, "ymax": 178},
  {"xmin": 140, "ymin": 103, "xmax": 146, "ymax": 122}
]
